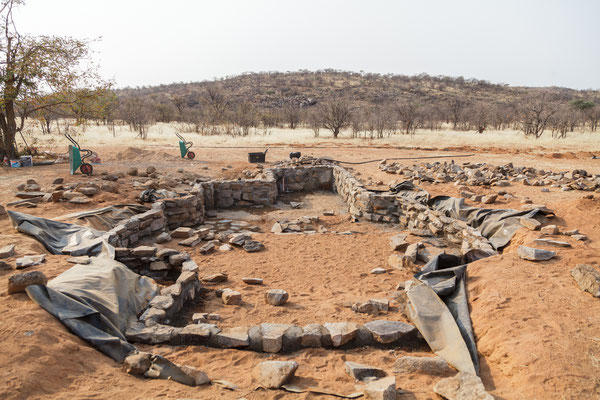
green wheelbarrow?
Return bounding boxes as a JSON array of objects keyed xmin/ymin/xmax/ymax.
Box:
[
  {"xmin": 65, "ymin": 133, "xmax": 94, "ymax": 176},
  {"xmin": 176, "ymin": 132, "xmax": 195, "ymax": 160}
]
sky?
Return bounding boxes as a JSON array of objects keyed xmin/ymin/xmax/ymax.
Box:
[{"xmin": 16, "ymin": 0, "xmax": 600, "ymax": 90}]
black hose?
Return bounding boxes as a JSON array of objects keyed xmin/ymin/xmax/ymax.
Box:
[{"xmin": 326, "ymin": 153, "xmax": 475, "ymax": 165}]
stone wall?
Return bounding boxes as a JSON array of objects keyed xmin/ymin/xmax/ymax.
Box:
[
  {"xmin": 271, "ymin": 166, "xmax": 334, "ymax": 192},
  {"xmin": 202, "ymin": 170, "xmax": 277, "ymax": 209},
  {"xmin": 107, "ymin": 164, "xmax": 494, "ymax": 256},
  {"xmin": 107, "ymin": 205, "xmax": 168, "ymax": 248},
  {"xmin": 163, "ymin": 188, "xmax": 205, "ymax": 229}
]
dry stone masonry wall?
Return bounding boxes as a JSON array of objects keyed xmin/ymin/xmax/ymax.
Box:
[{"xmin": 108, "ymin": 164, "xmax": 494, "ymax": 262}]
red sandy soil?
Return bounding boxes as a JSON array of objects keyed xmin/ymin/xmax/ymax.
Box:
[{"xmin": 1, "ymin": 144, "xmax": 600, "ymax": 399}]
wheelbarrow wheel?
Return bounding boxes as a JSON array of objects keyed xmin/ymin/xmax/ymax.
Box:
[
  {"xmin": 187, "ymin": 151, "xmax": 196, "ymax": 160},
  {"xmin": 80, "ymin": 163, "xmax": 93, "ymax": 176}
]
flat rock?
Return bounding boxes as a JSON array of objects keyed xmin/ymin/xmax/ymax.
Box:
[
  {"xmin": 345, "ymin": 361, "xmax": 387, "ymax": 382},
  {"xmin": 66, "ymin": 255, "xmax": 90, "ymax": 265},
  {"xmin": 0, "ymin": 244, "xmax": 15, "ymax": 259},
  {"xmin": 218, "ymin": 244, "xmax": 233, "ymax": 251},
  {"xmin": 389, "ymin": 234, "xmax": 409, "ymax": 251},
  {"xmin": 179, "ymin": 365, "xmax": 210, "ymax": 386},
  {"xmin": 172, "ymin": 227, "xmax": 194, "ymax": 238},
  {"xmin": 363, "ymin": 320, "xmax": 415, "ymax": 344},
  {"xmin": 179, "ymin": 235, "xmax": 202, "ymax": 247},
  {"xmin": 243, "ymin": 240, "xmax": 265, "ymax": 252},
  {"xmin": 150, "ymin": 261, "xmax": 169, "ymax": 271},
  {"xmin": 215, "ymin": 326, "xmax": 249, "ymax": 348},
  {"xmin": 15, "ymin": 254, "xmax": 45, "ymax": 269},
  {"xmin": 323, "ymin": 322, "xmax": 358, "ymax": 347},
  {"xmin": 69, "ymin": 197, "xmax": 91, "ymax": 204},
  {"xmin": 242, "ymin": 277, "xmax": 263, "ymax": 285},
  {"xmin": 199, "ymin": 242, "xmax": 215, "ymax": 254},
  {"xmin": 571, "ymin": 264, "xmax": 600, "ymax": 297},
  {"xmin": 519, "ymin": 217, "xmax": 541, "ymax": 230},
  {"xmin": 229, "ymin": 233, "xmax": 251, "ymax": 246},
  {"xmin": 265, "ymin": 289, "xmax": 289, "ymax": 306},
  {"xmin": 393, "ymin": 356, "xmax": 454, "ymax": 376},
  {"xmin": 15, "ymin": 191, "xmax": 46, "ymax": 199},
  {"xmin": 364, "ymin": 376, "xmax": 397, "ymax": 400},
  {"xmin": 8, "ymin": 270, "xmax": 48, "ymax": 294},
  {"xmin": 433, "ymin": 372, "xmax": 493, "ymax": 400},
  {"xmin": 202, "ymin": 272, "xmax": 228, "ymax": 283},
  {"xmin": 131, "ymin": 246, "xmax": 157, "ymax": 257},
  {"xmin": 254, "ymin": 360, "xmax": 299, "ymax": 389},
  {"xmin": 517, "ymin": 245, "xmax": 556, "ymax": 261},
  {"xmin": 540, "ymin": 225, "xmax": 559, "ymax": 235},
  {"xmin": 533, "ymin": 238, "xmax": 571, "ymax": 248},
  {"xmin": 370, "ymin": 267, "xmax": 387, "ymax": 274},
  {"xmin": 222, "ymin": 289, "xmax": 242, "ymax": 305}
]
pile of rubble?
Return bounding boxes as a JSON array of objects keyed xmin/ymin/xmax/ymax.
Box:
[
  {"xmin": 171, "ymin": 220, "xmax": 265, "ymax": 255},
  {"xmin": 273, "ymin": 155, "xmax": 337, "ymax": 168},
  {"xmin": 380, "ymin": 160, "xmax": 600, "ymax": 192}
]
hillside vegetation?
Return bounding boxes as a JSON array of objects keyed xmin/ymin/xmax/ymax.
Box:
[{"xmin": 35, "ymin": 71, "xmax": 600, "ymax": 142}]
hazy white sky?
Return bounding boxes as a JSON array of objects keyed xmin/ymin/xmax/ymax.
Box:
[{"xmin": 16, "ymin": 0, "xmax": 600, "ymax": 90}]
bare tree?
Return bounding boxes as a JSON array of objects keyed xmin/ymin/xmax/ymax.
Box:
[
  {"xmin": 320, "ymin": 100, "xmax": 352, "ymax": 138},
  {"xmin": 233, "ymin": 101, "xmax": 257, "ymax": 136},
  {"xmin": 307, "ymin": 109, "xmax": 321, "ymax": 138},
  {"xmin": 396, "ymin": 101, "xmax": 421, "ymax": 135},
  {"xmin": 468, "ymin": 102, "xmax": 491, "ymax": 133},
  {"xmin": 203, "ymin": 85, "xmax": 229, "ymax": 126},
  {"xmin": 0, "ymin": 0, "xmax": 108, "ymax": 158},
  {"xmin": 517, "ymin": 96, "xmax": 557, "ymax": 139},
  {"xmin": 448, "ymin": 98, "xmax": 468, "ymax": 129},
  {"xmin": 119, "ymin": 96, "xmax": 153, "ymax": 139},
  {"xmin": 283, "ymin": 103, "xmax": 301, "ymax": 129}
]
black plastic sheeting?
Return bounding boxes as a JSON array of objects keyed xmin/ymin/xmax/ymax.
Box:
[
  {"xmin": 26, "ymin": 257, "xmax": 158, "ymax": 362},
  {"xmin": 411, "ymin": 250, "xmax": 490, "ymax": 375},
  {"xmin": 429, "ymin": 196, "xmax": 552, "ymax": 249},
  {"xmin": 390, "ymin": 180, "xmax": 430, "ymax": 203},
  {"xmin": 59, "ymin": 204, "xmax": 149, "ymax": 231},
  {"xmin": 8, "ymin": 210, "xmax": 111, "ymax": 257}
]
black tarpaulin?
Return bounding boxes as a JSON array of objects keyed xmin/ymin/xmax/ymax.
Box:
[
  {"xmin": 26, "ymin": 258, "xmax": 158, "ymax": 362},
  {"xmin": 58, "ymin": 204, "xmax": 148, "ymax": 231},
  {"xmin": 8, "ymin": 210, "xmax": 110, "ymax": 257},
  {"xmin": 429, "ymin": 196, "xmax": 551, "ymax": 249},
  {"xmin": 406, "ymin": 251, "xmax": 490, "ymax": 375},
  {"xmin": 390, "ymin": 180, "xmax": 430, "ymax": 203}
]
